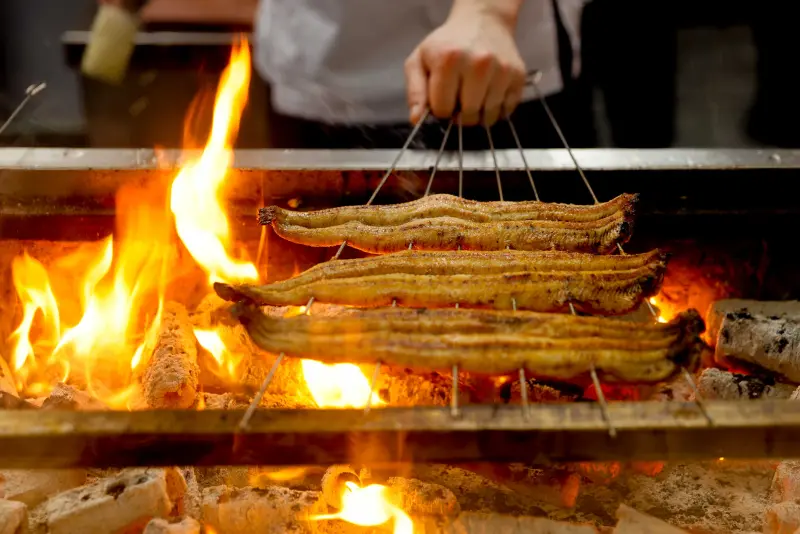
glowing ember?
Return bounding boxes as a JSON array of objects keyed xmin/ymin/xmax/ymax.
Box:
[
  {"xmin": 170, "ymin": 38, "xmax": 258, "ymax": 286},
  {"xmin": 313, "ymin": 482, "xmax": 413, "ymax": 534}
]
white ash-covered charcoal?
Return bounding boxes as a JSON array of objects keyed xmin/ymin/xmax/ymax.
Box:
[
  {"xmin": 144, "ymin": 517, "xmax": 202, "ymax": 534},
  {"xmin": 715, "ymin": 312, "xmax": 800, "ymax": 382},
  {"xmin": 40, "ymin": 383, "xmax": 107, "ymax": 410},
  {"xmin": 708, "ymin": 300, "xmax": 800, "ymax": 344},
  {"xmin": 792, "ymin": 386, "xmax": 800, "ymax": 401},
  {"xmin": 0, "ymin": 470, "xmax": 86, "ymax": 507},
  {"xmin": 386, "ymin": 477, "xmax": 460, "ymax": 518},
  {"xmin": 0, "ymin": 499, "xmax": 27, "ymax": 534},
  {"xmin": 320, "ymin": 465, "xmax": 360, "ymax": 509},
  {"xmin": 764, "ymin": 501, "xmax": 800, "ymax": 534},
  {"xmin": 614, "ymin": 504, "xmax": 688, "ymax": 533},
  {"xmin": 179, "ymin": 468, "xmax": 201, "ymax": 520},
  {"xmin": 35, "ymin": 468, "xmax": 185, "ymax": 534},
  {"xmin": 772, "ymin": 461, "xmax": 800, "ymax": 504},
  {"xmin": 141, "ymin": 302, "xmax": 200, "ymax": 409},
  {"xmin": 696, "ymin": 368, "xmax": 796, "ymax": 400},
  {"xmin": 438, "ymin": 512, "xmax": 597, "ymax": 533},
  {"xmin": 201, "ymin": 485, "xmax": 325, "ymax": 534},
  {"xmin": 0, "ymin": 394, "xmax": 35, "ymax": 410}
]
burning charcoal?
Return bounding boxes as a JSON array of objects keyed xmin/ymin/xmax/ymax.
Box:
[
  {"xmin": 714, "ymin": 311, "xmax": 800, "ymax": 382},
  {"xmin": 456, "ymin": 464, "xmax": 581, "ymax": 509},
  {"xmin": 320, "ymin": 465, "xmax": 360, "ymax": 509},
  {"xmin": 614, "ymin": 504, "xmax": 688, "ymax": 533},
  {"xmin": 41, "ymin": 383, "xmax": 107, "ymax": 410},
  {"xmin": 386, "ymin": 477, "xmax": 460, "ymax": 518},
  {"xmin": 201, "ymin": 486, "xmax": 325, "ymax": 534},
  {"xmin": 36, "ymin": 468, "xmax": 185, "ymax": 534},
  {"xmin": 144, "ymin": 517, "xmax": 202, "ymax": 534},
  {"xmin": 573, "ymin": 462, "xmax": 622, "ymax": 485},
  {"xmin": 441, "ymin": 512, "xmax": 597, "ymax": 533},
  {"xmin": 0, "ymin": 470, "xmax": 86, "ymax": 507},
  {"xmin": 772, "ymin": 461, "xmax": 800, "ymax": 504},
  {"xmin": 0, "ymin": 499, "xmax": 27, "ymax": 534},
  {"xmin": 707, "ymin": 300, "xmax": 800, "ymax": 344},
  {"xmin": 764, "ymin": 502, "xmax": 800, "ymax": 534},
  {"xmin": 696, "ymin": 368, "xmax": 796, "ymax": 401},
  {"xmin": 140, "ymin": 302, "xmax": 200, "ymax": 409}
]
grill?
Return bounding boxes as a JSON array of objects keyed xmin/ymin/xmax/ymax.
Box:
[{"xmin": 1, "ymin": 146, "xmax": 799, "ymax": 470}]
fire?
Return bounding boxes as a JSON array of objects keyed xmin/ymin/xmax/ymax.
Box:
[
  {"xmin": 169, "ymin": 39, "xmax": 258, "ymax": 286},
  {"xmin": 8, "ymin": 179, "xmax": 173, "ymax": 404},
  {"xmin": 301, "ymin": 360, "xmax": 383, "ymax": 408},
  {"xmin": 313, "ymin": 482, "xmax": 413, "ymax": 534},
  {"xmin": 5, "ymin": 37, "xmax": 374, "ymax": 410},
  {"xmin": 6, "ymin": 39, "xmax": 256, "ymax": 401},
  {"xmin": 649, "ymin": 296, "xmax": 669, "ymax": 323}
]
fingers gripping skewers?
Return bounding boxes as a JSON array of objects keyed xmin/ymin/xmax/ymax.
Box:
[
  {"xmin": 259, "ymin": 195, "xmax": 637, "ymax": 254},
  {"xmin": 215, "ymin": 249, "xmax": 668, "ymax": 315},
  {"xmin": 230, "ymin": 306, "xmax": 706, "ymax": 384}
]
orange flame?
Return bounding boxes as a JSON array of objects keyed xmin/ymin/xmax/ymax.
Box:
[
  {"xmin": 648, "ymin": 297, "xmax": 669, "ymax": 323},
  {"xmin": 313, "ymin": 482, "xmax": 413, "ymax": 534},
  {"xmin": 8, "ymin": 180, "xmax": 172, "ymax": 405},
  {"xmin": 6, "ymin": 39, "xmax": 258, "ymax": 403},
  {"xmin": 281, "ymin": 307, "xmax": 383, "ymax": 409},
  {"xmin": 170, "ymin": 38, "xmax": 258, "ymax": 286}
]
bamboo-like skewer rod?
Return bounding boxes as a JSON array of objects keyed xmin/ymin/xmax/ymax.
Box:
[{"xmin": 1, "ymin": 400, "xmax": 799, "ymax": 468}]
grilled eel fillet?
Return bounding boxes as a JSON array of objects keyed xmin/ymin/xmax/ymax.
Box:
[
  {"xmin": 231, "ymin": 306, "xmax": 705, "ymax": 383},
  {"xmin": 261, "ymin": 193, "xmax": 637, "ymax": 227},
  {"xmin": 215, "ymin": 249, "xmax": 667, "ymax": 315},
  {"xmin": 261, "ymin": 210, "xmax": 633, "ymax": 254}
]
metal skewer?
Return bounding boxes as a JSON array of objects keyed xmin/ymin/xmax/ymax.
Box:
[
  {"xmin": 529, "ymin": 73, "xmax": 713, "ymax": 427},
  {"xmin": 364, "ymin": 117, "xmax": 454, "ymax": 413},
  {"xmin": 239, "ymin": 109, "xmax": 431, "ymax": 430},
  {"xmin": 0, "ymin": 83, "xmax": 47, "ymax": 138}
]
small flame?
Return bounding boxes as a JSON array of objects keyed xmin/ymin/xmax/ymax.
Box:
[
  {"xmin": 301, "ymin": 360, "xmax": 383, "ymax": 409},
  {"xmin": 649, "ymin": 296, "xmax": 669, "ymax": 323},
  {"xmin": 170, "ymin": 38, "xmax": 258, "ymax": 286},
  {"xmin": 313, "ymin": 482, "xmax": 413, "ymax": 534},
  {"xmin": 249, "ymin": 466, "xmax": 311, "ymax": 485},
  {"xmin": 194, "ymin": 328, "xmax": 243, "ymax": 380}
]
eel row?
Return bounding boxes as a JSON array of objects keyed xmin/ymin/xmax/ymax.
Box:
[
  {"xmin": 215, "ymin": 249, "xmax": 667, "ymax": 315},
  {"xmin": 232, "ymin": 306, "xmax": 705, "ymax": 383},
  {"xmin": 261, "ymin": 211, "xmax": 633, "ymax": 254},
  {"xmin": 261, "ymin": 193, "xmax": 638, "ymax": 228}
]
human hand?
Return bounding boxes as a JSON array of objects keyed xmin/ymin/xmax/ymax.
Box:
[{"xmin": 404, "ymin": 4, "xmax": 526, "ymax": 127}]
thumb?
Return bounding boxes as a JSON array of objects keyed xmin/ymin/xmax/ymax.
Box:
[{"xmin": 404, "ymin": 48, "xmax": 428, "ymax": 124}]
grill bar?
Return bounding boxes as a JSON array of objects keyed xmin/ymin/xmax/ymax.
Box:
[{"xmin": 0, "ymin": 401, "xmax": 798, "ymax": 468}]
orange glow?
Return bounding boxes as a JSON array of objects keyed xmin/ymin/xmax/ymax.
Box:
[
  {"xmin": 648, "ymin": 296, "xmax": 670, "ymax": 323},
  {"xmin": 249, "ymin": 466, "xmax": 311, "ymax": 485},
  {"xmin": 9, "ymin": 180, "xmax": 172, "ymax": 405},
  {"xmin": 194, "ymin": 328, "xmax": 244, "ymax": 381},
  {"xmin": 313, "ymin": 482, "xmax": 412, "ymax": 534},
  {"xmin": 280, "ymin": 306, "xmax": 383, "ymax": 409},
  {"xmin": 170, "ymin": 38, "xmax": 258, "ymax": 286},
  {"xmin": 301, "ymin": 360, "xmax": 383, "ymax": 409}
]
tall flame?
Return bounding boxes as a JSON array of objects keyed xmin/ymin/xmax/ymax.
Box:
[
  {"xmin": 313, "ymin": 482, "xmax": 413, "ymax": 534},
  {"xmin": 170, "ymin": 39, "xmax": 258, "ymax": 285}
]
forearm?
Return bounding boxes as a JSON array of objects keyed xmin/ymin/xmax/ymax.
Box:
[{"xmin": 449, "ymin": 0, "xmax": 524, "ymax": 29}]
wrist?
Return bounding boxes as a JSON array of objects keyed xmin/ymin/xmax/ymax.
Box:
[{"xmin": 449, "ymin": 0, "xmax": 523, "ymax": 30}]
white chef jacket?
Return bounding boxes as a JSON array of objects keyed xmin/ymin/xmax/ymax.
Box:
[{"xmin": 255, "ymin": 0, "xmax": 586, "ymax": 124}]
